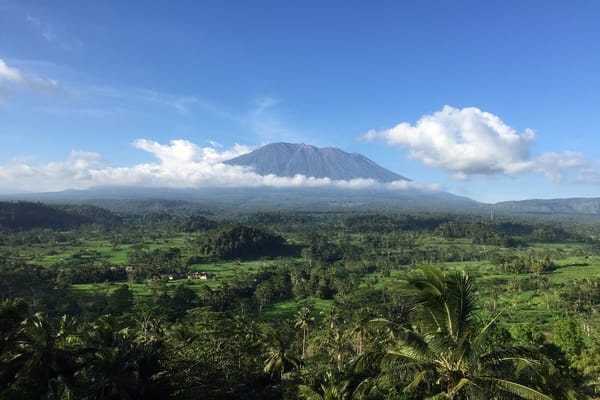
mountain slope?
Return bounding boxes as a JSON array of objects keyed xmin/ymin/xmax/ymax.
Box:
[
  {"xmin": 494, "ymin": 198, "xmax": 600, "ymax": 215},
  {"xmin": 224, "ymin": 142, "xmax": 408, "ymax": 182}
]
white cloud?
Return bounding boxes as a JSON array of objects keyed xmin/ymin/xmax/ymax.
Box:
[
  {"xmin": 0, "ymin": 59, "xmax": 25, "ymax": 83},
  {"xmin": 0, "ymin": 139, "xmax": 431, "ymax": 193},
  {"xmin": 365, "ymin": 105, "xmax": 586, "ymax": 181},
  {"xmin": 131, "ymin": 139, "xmax": 251, "ymax": 167},
  {"xmin": 533, "ymin": 151, "xmax": 586, "ymax": 182},
  {"xmin": 576, "ymin": 166, "xmax": 600, "ymax": 185},
  {"xmin": 0, "ymin": 58, "xmax": 60, "ymax": 94},
  {"xmin": 0, "ymin": 151, "xmax": 108, "ymax": 192}
]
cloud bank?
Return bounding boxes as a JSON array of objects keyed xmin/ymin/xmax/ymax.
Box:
[
  {"xmin": 364, "ymin": 105, "xmax": 585, "ymax": 181},
  {"xmin": 0, "ymin": 139, "xmax": 435, "ymax": 193}
]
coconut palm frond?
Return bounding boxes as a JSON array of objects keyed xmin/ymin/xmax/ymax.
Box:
[
  {"xmin": 351, "ymin": 348, "xmax": 385, "ymax": 374},
  {"xmin": 372, "ymin": 267, "xmax": 558, "ymax": 400},
  {"xmin": 404, "ymin": 369, "xmax": 429, "ymax": 392},
  {"xmin": 474, "ymin": 309, "xmax": 505, "ymax": 346},
  {"xmin": 480, "ymin": 347, "xmax": 542, "ymax": 370},
  {"xmin": 447, "ymin": 271, "xmax": 477, "ymax": 339},
  {"xmin": 447, "ymin": 377, "xmax": 472, "ymax": 398},
  {"xmin": 477, "ymin": 377, "xmax": 554, "ymax": 400},
  {"xmin": 298, "ymin": 384, "xmax": 324, "ymax": 400},
  {"xmin": 385, "ymin": 339, "xmax": 433, "ymax": 367}
]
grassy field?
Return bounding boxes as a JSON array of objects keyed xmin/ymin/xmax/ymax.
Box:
[
  {"xmin": 262, "ymin": 297, "xmax": 333, "ymax": 320},
  {"xmin": 6, "ymin": 227, "xmax": 599, "ymax": 326},
  {"xmin": 70, "ymin": 260, "xmax": 271, "ymax": 298},
  {"xmin": 362, "ymin": 254, "xmax": 600, "ymax": 332},
  {"xmin": 8, "ymin": 234, "xmax": 192, "ymax": 268}
]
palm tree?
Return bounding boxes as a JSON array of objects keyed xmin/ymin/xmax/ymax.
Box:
[
  {"xmin": 298, "ymin": 375, "xmax": 351, "ymax": 400},
  {"xmin": 0, "ymin": 298, "xmax": 29, "ymax": 390},
  {"xmin": 262, "ymin": 324, "xmax": 301, "ymax": 398},
  {"xmin": 78, "ymin": 315, "xmax": 142, "ymax": 400},
  {"xmin": 85, "ymin": 344, "xmax": 141, "ymax": 400},
  {"xmin": 366, "ymin": 267, "xmax": 562, "ymax": 399},
  {"xmin": 8, "ymin": 313, "xmax": 79, "ymax": 399},
  {"xmin": 134, "ymin": 309, "xmax": 164, "ymax": 344},
  {"xmin": 298, "ymin": 371, "xmax": 376, "ymax": 400},
  {"xmin": 317, "ymin": 328, "xmax": 354, "ymax": 373},
  {"xmin": 295, "ymin": 306, "xmax": 314, "ymax": 359},
  {"xmin": 348, "ymin": 307, "xmax": 374, "ymax": 356}
]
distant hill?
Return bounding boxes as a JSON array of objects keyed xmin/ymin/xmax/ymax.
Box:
[
  {"xmin": 0, "ymin": 186, "xmax": 477, "ymax": 214},
  {"xmin": 224, "ymin": 142, "xmax": 409, "ymax": 182},
  {"xmin": 8, "ymin": 189, "xmax": 600, "ymax": 219},
  {"xmin": 0, "ymin": 201, "xmax": 121, "ymax": 230},
  {"xmin": 494, "ymin": 198, "xmax": 600, "ymax": 215}
]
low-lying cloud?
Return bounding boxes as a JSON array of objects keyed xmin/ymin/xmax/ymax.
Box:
[
  {"xmin": 0, "ymin": 139, "xmax": 436, "ymax": 193},
  {"xmin": 364, "ymin": 105, "xmax": 585, "ymax": 181}
]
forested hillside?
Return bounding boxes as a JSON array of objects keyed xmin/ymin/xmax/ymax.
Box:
[
  {"xmin": 495, "ymin": 198, "xmax": 600, "ymax": 215},
  {"xmin": 0, "ymin": 202, "xmax": 121, "ymax": 230}
]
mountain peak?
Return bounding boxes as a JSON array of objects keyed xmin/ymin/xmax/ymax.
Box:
[{"xmin": 224, "ymin": 142, "xmax": 408, "ymax": 182}]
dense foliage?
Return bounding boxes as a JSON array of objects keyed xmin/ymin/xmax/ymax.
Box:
[
  {"xmin": 0, "ymin": 202, "xmax": 121, "ymax": 231},
  {"xmin": 2, "ymin": 202, "xmax": 600, "ymax": 398},
  {"xmin": 196, "ymin": 224, "xmax": 287, "ymax": 260}
]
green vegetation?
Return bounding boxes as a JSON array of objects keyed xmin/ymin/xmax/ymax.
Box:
[{"xmin": 2, "ymin": 201, "xmax": 600, "ymax": 398}]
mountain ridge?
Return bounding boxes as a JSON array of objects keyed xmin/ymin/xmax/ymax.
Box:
[
  {"xmin": 224, "ymin": 142, "xmax": 409, "ymax": 182},
  {"xmin": 494, "ymin": 197, "xmax": 600, "ymax": 215},
  {"xmin": 0, "ymin": 186, "xmax": 478, "ymax": 213}
]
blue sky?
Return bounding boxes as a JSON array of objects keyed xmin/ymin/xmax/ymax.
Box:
[{"xmin": 1, "ymin": 0, "xmax": 599, "ymax": 202}]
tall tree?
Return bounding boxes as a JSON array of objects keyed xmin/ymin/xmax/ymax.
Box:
[
  {"xmin": 262, "ymin": 323, "xmax": 301, "ymax": 398},
  {"xmin": 364, "ymin": 267, "xmax": 562, "ymax": 399},
  {"xmin": 6, "ymin": 313, "xmax": 79, "ymax": 399},
  {"xmin": 295, "ymin": 306, "xmax": 314, "ymax": 359}
]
